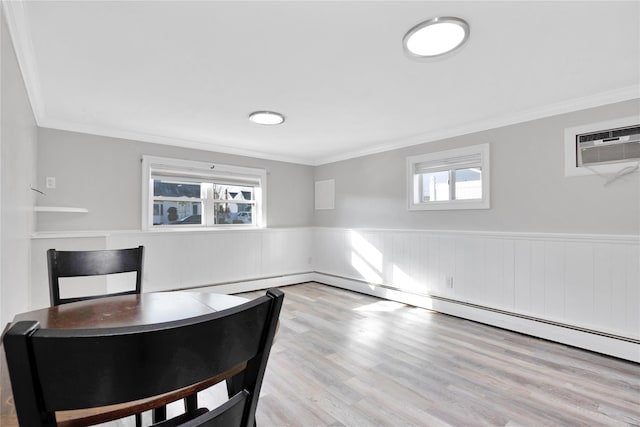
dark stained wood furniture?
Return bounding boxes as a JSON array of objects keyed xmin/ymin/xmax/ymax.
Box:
[
  {"xmin": 47, "ymin": 246, "xmax": 145, "ymax": 306},
  {"xmin": 0, "ymin": 290, "xmax": 277, "ymax": 427},
  {"xmin": 47, "ymin": 246, "xmax": 147, "ymax": 425}
]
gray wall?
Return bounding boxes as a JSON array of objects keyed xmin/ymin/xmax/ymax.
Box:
[
  {"xmin": 1, "ymin": 10, "xmax": 38, "ymax": 325},
  {"xmin": 36, "ymin": 99, "xmax": 640, "ymax": 235},
  {"xmin": 314, "ymin": 100, "xmax": 640, "ymax": 235},
  {"xmin": 36, "ymin": 128, "xmax": 315, "ymax": 231}
]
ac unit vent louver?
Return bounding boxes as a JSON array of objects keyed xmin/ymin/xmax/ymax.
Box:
[{"xmin": 576, "ymin": 124, "xmax": 640, "ymax": 167}]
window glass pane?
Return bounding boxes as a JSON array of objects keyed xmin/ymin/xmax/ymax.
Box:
[
  {"xmin": 454, "ymin": 168, "xmax": 482, "ymax": 200},
  {"xmin": 153, "ymin": 200, "xmax": 202, "ymax": 225},
  {"xmin": 213, "ymin": 203, "xmax": 253, "ymax": 225},
  {"xmin": 420, "ymin": 171, "xmax": 450, "ymax": 201},
  {"xmin": 154, "ymin": 180, "xmax": 201, "ymax": 198},
  {"xmin": 145, "ymin": 156, "xmax": 265, "ymax": 228},
  {"xmin": 213, "ymin": 184, "xmax": 253, "ymax": 201}
]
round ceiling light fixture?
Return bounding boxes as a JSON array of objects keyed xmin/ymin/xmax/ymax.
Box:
[
  {"xmin": 248, "ymin": 111, "xmax": 285, "ymax": 125},
  {"xmin": 403, "ymin": 17, "xmax": 469, "ymax": 58}
]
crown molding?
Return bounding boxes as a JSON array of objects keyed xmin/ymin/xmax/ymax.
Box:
[
  {"xmin": 2, "ymin": 0, "xmax": 45, "ymax": 122},
  {"xmin": 313, "ymin": 86, "xmax": 640, "ymax": 165},
  {"xmin": 38, "ymin": 117, "xmax": 316, "ymax": 166},
  {"xmin": 34, "ymin": 87, "xmax": 640, "ymax": 167}
]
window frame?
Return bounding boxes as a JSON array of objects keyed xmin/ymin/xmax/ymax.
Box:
[
  {"xmin": 407, "ymin": 143, "xmax": 490, "ymax": 211},
  {"xmin": 141, "ymin": 155, "xmax": 267, "ymax": 230}
]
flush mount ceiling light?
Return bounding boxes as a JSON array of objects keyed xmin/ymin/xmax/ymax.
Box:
[
  {"xmin": 248, "ymin": 111, "xmax": 285, "ymax": 125},
  {"xmin": 403, "ymin": 17, "xmax": 469, "ymax": 58}
]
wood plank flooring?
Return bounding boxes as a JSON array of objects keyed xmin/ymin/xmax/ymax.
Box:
[{"xmin": 107, "ymin": 282, "xmax": 640, "ymax": 426}]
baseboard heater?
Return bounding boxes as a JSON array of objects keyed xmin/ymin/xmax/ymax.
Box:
[
  {"xmin": 169, "ymin": 271, "xmax": 314, "ymax": 291},
  {"xmin": 314, "ymin": 272, "xmax": 639, "ymax": 345}
]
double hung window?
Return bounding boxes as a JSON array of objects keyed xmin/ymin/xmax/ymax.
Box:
[
  {"xmin": 142, "ymin": 156, "xmax": 266, "ymax": 229},
  {"xmin": 407, "ymin": 143, "xmax": 490, "ymax": 210}
]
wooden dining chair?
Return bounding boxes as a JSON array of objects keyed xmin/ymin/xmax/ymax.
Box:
[
  {"xmin": 3, "ymin": 288, "xmax": 284, "ymax": 427},
  {"xmin": 47, "ymin": 246, "xmax": 145, "ymax": 306},
  {"xmin": 47, "ymin": 245, "xmax": 195, "ymax": 424}
]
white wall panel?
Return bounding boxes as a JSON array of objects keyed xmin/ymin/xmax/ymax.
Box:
[
  {"xmin": 610, "ymin": 244, "xmax": 630, "ymax": 335},
  {"xmin": 529, "ymin": 241, "xmax": 546, "ymax": 317},
  {"xmin": 592, "ymin": 243, "xmax": 614, "ymax": 334},
  {"xmin": 455, "ymin": 237, "xmax": 485, "ymax": 304},
  {"xmin": 513, "ymin": 239, "xmax": 532, "ymax": 314},
  {"xmin": 261, "ymin": 228, "xmax": 313, "ymax": 276},
  {"xmin": 439, "ymin": 236, "xmax": 455, "ymax": 297},
  {"xmin": 625, "ymin": 244, "xmax": 640, "ymax": 337},
  {"xmin": 544, "ymin": 241, "xmax": 565, "ymax": 321},
  {"xmin": 564, "ymin": 242, "xmax": 594, "ymax": 329},
  {"xmin": 26, "ymin": 228, "xmax": 313, "ymax": 317},
  {"xmin": 425, "ymin": 235, "xmax": 440, "ymax": 294},
  {"xmin": 313, "ymin": 228, "xmax": 640, "ymax": 343},
  {"xmin": 484, "ymin": 238, "xmax": 505, "ymax": 309},
  {"xmin": 502, "ymin": 239, "xmax": 515, "ymax": 311}
]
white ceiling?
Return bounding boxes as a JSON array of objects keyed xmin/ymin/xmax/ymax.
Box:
[{"xmin": 4, "ymin": 1, "xmax": 639, "ymax": 165}]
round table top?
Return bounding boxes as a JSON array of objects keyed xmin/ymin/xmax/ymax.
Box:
[{"xmin": 11, "ymin": 291, "xmax": 247, "ymax": 329}]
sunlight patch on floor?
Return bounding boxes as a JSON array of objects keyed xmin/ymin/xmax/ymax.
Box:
[{"xmin": 353, "ymin": 300, "xmax": 406, "ymax": 312}]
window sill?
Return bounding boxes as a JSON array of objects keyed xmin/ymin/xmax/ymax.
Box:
[
  {"xmin": 408, "ymin": 200, "xmax": 490, "ymax": 211},
  {"xmin": 145, "ymin": 226, "xmax": 262, "ymax": 233},
  {"xmin": 34, "ymin": 206, "xmax": 89, "ymax": 213}
]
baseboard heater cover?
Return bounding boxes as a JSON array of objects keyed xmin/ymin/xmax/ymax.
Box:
[
  {"xmin": 313, "ymin": 272, "xmax": 640, "ymax": 362},
  {"xmin": 167, "ymin": 272, "xmax": 315, "ymax": 293}
]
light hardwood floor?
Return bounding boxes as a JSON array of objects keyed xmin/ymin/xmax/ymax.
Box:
[{"xmin": 112, "ymin": 282, "xmax": 640, "ymax": 426}]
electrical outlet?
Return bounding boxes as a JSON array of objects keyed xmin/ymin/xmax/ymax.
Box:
[
  {"xmin": 446, "ymin": 276, "xmax": 454, "ymax": 288},
  {"xmin": 46, "ymin": 177, "xmax": 56, "ymax": 189}
]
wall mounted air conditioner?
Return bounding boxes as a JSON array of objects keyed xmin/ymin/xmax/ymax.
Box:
[
  {"xmin": 576, "ymin": 125, "xmax": 640, "ymax": 167},
  {"xmin": 564, "ymin": 117, "xmax": 640, "ymax": 177}
]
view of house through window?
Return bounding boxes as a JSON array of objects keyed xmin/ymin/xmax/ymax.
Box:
[
  {"xmin": 142, "ymin": 156, "xmax": 265, "ymax": 229},
  {"xmin": 152, "ymin": 180, "xmax": 254, "ymax": 226}
]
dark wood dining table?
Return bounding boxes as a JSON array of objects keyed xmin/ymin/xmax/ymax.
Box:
[{"xmin": 0, "ymin": 291, "xmax": 249, "ymax": 427}]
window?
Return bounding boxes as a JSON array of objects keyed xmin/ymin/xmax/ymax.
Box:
[
  {"xmin": 407, "ymin": 143, "xmax": 490, "ymax": 210},
  {"xmin": 142, "ymin": 156, "xmax": 266, "ymax": 229}
]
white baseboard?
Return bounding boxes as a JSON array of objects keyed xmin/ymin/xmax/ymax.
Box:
[
  {"xmin": 313, "ymin": 273, "xmax": 640, "ymax": 363},
  {"xmin": 177, "ymin": 272, "xmax": 314, "ymax": 295}
]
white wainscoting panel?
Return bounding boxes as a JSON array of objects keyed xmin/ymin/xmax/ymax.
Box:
[
  {"xmin": 29, "ymin": 228, "xmax": 313, "ymax": 316},
  {"xmin": 312, "ymin": 227, "xmax": 640, "ymax": 361},
  {"xmin": 27, "ymin": 226, "xmax": 639, "ymax": 361}
]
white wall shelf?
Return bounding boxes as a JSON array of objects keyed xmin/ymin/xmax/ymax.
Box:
[{"xmin": 34, "ymin": 206, "xmax": 88, "ymax": 213}]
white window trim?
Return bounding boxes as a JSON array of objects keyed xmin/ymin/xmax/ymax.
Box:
[
  {"xmin": 564, "ymin": 116, "xmax": 639, "ymax": 177},
  {"xmin": 407, "ymin": 143, "xmax": 490, "ymax": 211},
  {"xmin": 141, "ymin": 155, "xmax": 267, "ymax": 230}
]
